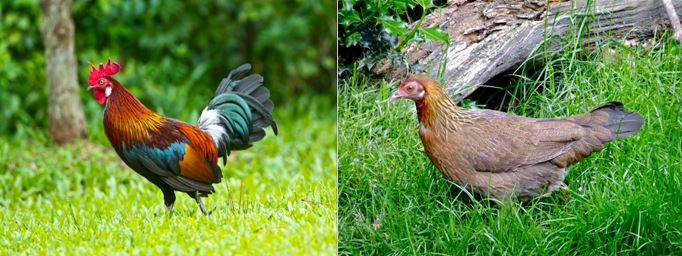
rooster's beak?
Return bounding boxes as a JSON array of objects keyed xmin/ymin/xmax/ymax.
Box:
[
  {"xmin": 388, "ymin": 90, "xmax": 404, "ymax": 104},
  {"xmin": 87, "ymin": 85, "xmax": 95, "ymax": 91}
]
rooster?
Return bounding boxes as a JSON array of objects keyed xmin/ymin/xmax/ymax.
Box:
[
  {"xmin": 87, "ymin": 60, "xmax": 277, "ymax": 215},
  {"xmin": 389, "ymin": 75, "xmax": 643, "ymax": 202}
]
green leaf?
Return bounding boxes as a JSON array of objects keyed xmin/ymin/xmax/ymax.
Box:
[
  {"xmin": 389, "ymin": 0, "xmax": 414, "ymax": 14},
  {"xmin": 342, "ymin": 0, "xmax": 357, "ymax": 11},
  {"xmin": 345, "ymin": 32, "xmax": 362, "ymax": 46},
  {"xmin": 339, "ymin": 10, "xmax": 362, "ymax": 27},
  {"xmin": 416, "ymin": 0, "xmax": 433, "ymax": 9},
  {"xmin": 379, "ymin": 17, "xmax": 408, "ymax": 36},
  {"xmin": 419, "ymin": 26, "xmax": 449, "ymax": 44}
]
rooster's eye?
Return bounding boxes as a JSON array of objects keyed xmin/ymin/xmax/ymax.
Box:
[{"xmin": 98, "ymin": 79, "xmax": 104, "ymax": 85}]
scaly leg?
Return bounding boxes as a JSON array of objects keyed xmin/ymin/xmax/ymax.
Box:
[
  {"xmin": 162, "ymin": 187, "xmax": 176, "ymax": 213},
  {"xmin": 195, "ymin": 191, "xmax": 212, "ymax": 216}
]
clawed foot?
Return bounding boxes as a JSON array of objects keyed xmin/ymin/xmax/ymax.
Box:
[
  {"xmin": 198, "ymin": 206, "xmax": 215, "ymax": 216},
  {"xmin": 160, "ymin": 200, "xmax": 216, "ymax": 216},
  {"xmin": 199, "ymin": 207, "xmax": 214, "ymax": 216},
  {"xmin": 195, "ymin": 192, "xmax": 213, "ymax": 216}
]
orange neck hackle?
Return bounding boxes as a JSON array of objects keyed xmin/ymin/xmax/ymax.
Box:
[
  {"xmin": 408, "ymin": 76, "xmax": 471, "ymax": 132},
  {"xmin": 103, "ymin": 79, "xmax": 164, "ymax": 145}
]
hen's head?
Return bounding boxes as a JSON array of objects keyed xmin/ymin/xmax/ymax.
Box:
[
  {"xmin": 389, "ymin": 74, "xmax": 437, "ymax": 104},
  {"xmin": 87, "ymin": 59, "xmax": 121, "ymax": 104}
]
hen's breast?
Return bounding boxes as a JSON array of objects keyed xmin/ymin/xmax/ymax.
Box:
[{"xmin": 418, "ymin": 123, "xmax": 472, "ymax": 184}]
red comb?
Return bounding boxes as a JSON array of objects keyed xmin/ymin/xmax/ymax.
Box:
[{"xmin": 88, "ymin": 59, "xmax": 121, "ymax": 85}]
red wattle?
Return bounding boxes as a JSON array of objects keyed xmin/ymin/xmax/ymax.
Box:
[{"xmin": 93, "ymin": 89, "xmax": 106, "ymax": 104}]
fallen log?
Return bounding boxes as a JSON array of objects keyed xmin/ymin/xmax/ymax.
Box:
[{"xmin": 377, "ymin": 0, "xmax": 682, "ymax": 102}]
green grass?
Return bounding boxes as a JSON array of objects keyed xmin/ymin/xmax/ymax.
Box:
[
  {"xmin": 0, "ymin": 96, "xmax": 337, "ymax": 255},
  {"xmin": 338, "ymin": 38, "xmax": 682, "ymax": 255}
]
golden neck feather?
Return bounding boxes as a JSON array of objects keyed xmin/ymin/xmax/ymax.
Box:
[
  {"xmin": 416, "ymin": 83, "xmax": 472, "ymax": 131},
  {"xmin": 103, "ymin": 81, "xmax": 164, "ymax": 144}
]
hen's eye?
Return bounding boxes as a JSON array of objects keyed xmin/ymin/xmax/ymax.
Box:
[{"xmin": 98, "ymin": 79, "xmax": 104, "ymax": 85}]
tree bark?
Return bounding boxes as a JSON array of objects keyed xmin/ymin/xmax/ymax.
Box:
[
  {"xmin": 40, "ymin": 0, "xmax": 87, "ymax": 144},
  {"xmin": 377, "ymin": 0, "xmax": 682, "ymax": 102},
  {"xmin": 662, "ymin": 0, "xmax": 682, "ymax": 42}
]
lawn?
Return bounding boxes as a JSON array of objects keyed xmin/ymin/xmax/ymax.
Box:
[
  {"xmin": 338, "ymin": 38, "xmax": 682, "ymax": 255},
  {"xmin": 0, "ymin": 96, "xmax": 337, "ymax": 255}
]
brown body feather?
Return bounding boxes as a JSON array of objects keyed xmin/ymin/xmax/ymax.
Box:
[
  {"xmin": 88, "ymin": 61, "xmax": 276, "ymax": 215},
  {"xmin": 103, "ymin": 80, "xmax": 222, "ymax": 201},
  {"xmin": 395, "ymin": 75, "xmax": 643, "ymax": 201}
]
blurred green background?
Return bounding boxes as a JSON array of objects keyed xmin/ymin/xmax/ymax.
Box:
[
  {"xmin": 0, "ymin": 0, "xmax": 336, "ymax": 140},
  {"xmin": 0, "ymin": 1, "xmax": 337, "ymax": 254}
]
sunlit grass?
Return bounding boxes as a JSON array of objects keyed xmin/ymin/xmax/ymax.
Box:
[
  {"xmin": 0, "ymin": 96, "xmax": 337, "ymax": 255},
  {"xmin": 338, "ymin": 38, "xmax": 682, "ymax": 255}
]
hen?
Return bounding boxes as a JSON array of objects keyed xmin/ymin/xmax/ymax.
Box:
[
  {"xmin": 389, "ymin": 75, "xmax": 643, "ymax": 201},
  {"xmin": 87, "ymin": 60, "xmax": 277, "ymax": 215}
]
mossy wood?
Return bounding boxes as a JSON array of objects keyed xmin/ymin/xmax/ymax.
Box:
[{"xmin": 377, "ymin": 0, "xmax": 682, "ymax": 102}]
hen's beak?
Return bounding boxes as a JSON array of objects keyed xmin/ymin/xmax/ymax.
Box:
[
  {"xmin": 388, "ymin": 90, "xmax": 405, "ymax": 104},
  {"xmin": 87, "ymin": 85, "xmax": 95, "ymax": 91}
]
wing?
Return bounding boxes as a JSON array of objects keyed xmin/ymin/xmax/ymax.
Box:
[
  {"xmin": 455, "ymin": 109, "xmax": 585, "ymax": 172},
  {"xmin": 118, "ymin": 120, "xmax": 222, "ymax": 193}
]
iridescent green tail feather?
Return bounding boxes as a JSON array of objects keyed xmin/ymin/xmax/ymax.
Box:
[{"xmin": 198, "ymin": 64, "xmax": 277, "ymax": 164}]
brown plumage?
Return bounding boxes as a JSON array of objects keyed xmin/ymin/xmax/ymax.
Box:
[{"xmin": 389, "ymin": 75, "xmax": 643, "ymax": 201}]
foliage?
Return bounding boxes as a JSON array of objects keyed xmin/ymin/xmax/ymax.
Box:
[
  {"xmin": 0, "ymin": 1, "xmax": 337, "ymax": 253},
  {"xmin": 0, "ymin": 0, "xmax": 335, "ymax": 137},
  {"xmin": 0, "ymin": 0, "xmax": 49, "ymax": 137},
  {"xmin": 0, "ymin": 95, "xmax": 337, "ymax": 254},
  {"xmin": 338, "ymin": 37, "xmax": 682, "ymax": 254},
  {"xmin": 338, "ymin": 0, "xmax": 449, "ymax": 75}
]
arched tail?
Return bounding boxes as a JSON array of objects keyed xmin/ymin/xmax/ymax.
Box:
[{"xmin": 198, "ymin": 64, "xmax": 277, "ymax": 164}]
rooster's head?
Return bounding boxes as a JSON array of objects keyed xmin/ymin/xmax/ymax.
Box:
[{"xmin": 87, "ymin": 59, "xmax": 121, "ymax": 104}]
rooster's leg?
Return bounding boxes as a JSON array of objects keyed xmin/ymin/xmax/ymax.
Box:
[
  {"xmin": 162, "ymin": 187, "xmax": 176, "ymax": 212},
  {"xmin": 195, "ymin": 192, "xmax": 212, "ymax": 216}
]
